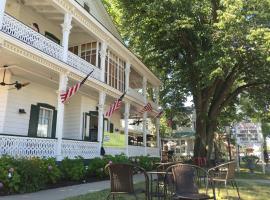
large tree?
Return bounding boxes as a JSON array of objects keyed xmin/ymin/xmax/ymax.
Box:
[{"xmin": 104, "ymin": 0, "xmax": 270, "ymax": 160}]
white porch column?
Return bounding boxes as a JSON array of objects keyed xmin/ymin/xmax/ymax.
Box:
[
  {"xmin": 61, "ymin": 13, "xmax": 72, "ymax": 62},
  {"xmin": 125, "ymin": 62, "xmax": 131, "ymax": 91},
  {"xmin": 142, "ymin": 76, "xmax": 147, "ymax": 155},
  {"xmin": 156, "ymin": 117, "xmax": 161, "ymax": 149},
  {"xmin": 0, "ymin": 0, "xmax": 6, "ymax": 30},
  {"xmin": 99, "ymin": 42, "xmax": 107, "ymax": 82},
  {"xmin": 98, "ymin": 91, "xmax": 106, "ymax": 152},
  {"xmin": 154, "ymin": 87, "xmax": 160, "ymax": 105},
  {"xmin": 56, "ymin": 73, "xmax": 68, "ymax": 161},
  {"xmin": 124, "ymin": 102, "xmax": 130, "ymax": 156}
]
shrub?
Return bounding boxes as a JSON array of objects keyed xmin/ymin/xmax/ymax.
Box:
[
  {"xmin": 59, "ymin": 157, "xmax": 86, "ymax": 181},
  {"xmin": 87, "ymin": 157, "xmax": 107, "ymax": 178},
  {"xmin": 16, "ymin": 157, "xmax": 47, "ymax": 193},
  {"xmin": 0, "ymin": 156, "xmax": 20, "ymax": 194},
  {"xmin": 42, "ymin": 158, "xmax": 62, "ymax": 184},
  {"xmin": 130, "ymin": 156, "xmax": 159, "ymax": 171}
]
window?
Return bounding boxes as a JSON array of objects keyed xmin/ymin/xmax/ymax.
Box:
[
  {"xmin": 69, "ymin": 46, "xmax": 79, "ymax": 56},
  {"xmin": 45, "ymin": 31, "xmax": 60, "ymax": 45},
  {"xmin": 37, "ymin": 107, "xmax": 53, "ymax": 137},
  {"xmin": 81, "ymin": 42, "xmax": 97, "ymax": 66},
  {"xmin": 181, "ymin": 140, "xmax": 185, "ymax": 145},
  {"xmin": 103, "ymin": 118, "xmax": 108, "ymax": 132},
  {"xmin": 105, "ymin": 50, "xmax": 126, "ymax": 92},
  {"xmin": 109, "ymin": 123, "xmax": 114, "ymax": 133},
  {"xmin": 28, "ymin": 103, "xmax": 57, "ymax": 138},
  {"xmin": 84, "ymin": 3, "xmax": 90, "ymax": 13}
]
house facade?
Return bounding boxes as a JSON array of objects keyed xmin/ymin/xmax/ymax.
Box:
[{"xmin": 0, "ymin": 0, "xmax": 161, "ymax": 160}]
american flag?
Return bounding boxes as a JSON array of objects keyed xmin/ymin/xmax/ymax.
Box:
[
  {"xmin": 60, "ymin": 70, "xmax": 93, "ymax": 103},
  {"xmin": 105, "ymin": 92, "xmax": 126, "ymax": 118},
  {"xmin": 155, "ymin": 110, "xmax": 163, "ymax": 118},
  {"xmin": 139, "ymin": 102, "xmax": 153, "ymax": 114}
]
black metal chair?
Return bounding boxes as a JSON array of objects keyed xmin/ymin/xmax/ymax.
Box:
[
  {"xmin": 208, "ymin": 161, "xmax": 240, "ymax": 199},
  {"xmin": 164, "ymin": 163, "xmax": 216, "ymax": 200},
  {"xmin": 105, "ymin": 163, "xmax": 150, "ymax": 200}
]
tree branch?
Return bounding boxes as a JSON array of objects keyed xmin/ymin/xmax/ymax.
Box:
[{"xmin": 219, "ymin": 82, "xmax": 268, "ymax": 110}]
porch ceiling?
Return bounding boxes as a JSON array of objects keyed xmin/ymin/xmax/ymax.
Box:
[{"xmin": 23, "ymin": 0, "xmax": 86, "ymax": 33}]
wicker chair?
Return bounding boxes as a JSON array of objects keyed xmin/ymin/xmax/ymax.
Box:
[
  {"xmin": 164, "ymin": 163, "xmax": 216, "ymax": 200},
  {"xmin": 208, "ymin": 161, "xmax": 240, "ymax": 199},
  {"xmin": 105, "ymin": 163, "xmax": 150, "ymax": 200}
]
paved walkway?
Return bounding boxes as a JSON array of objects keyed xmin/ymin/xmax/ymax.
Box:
[{"xmin": 0, "ymin": 174, "xmax": 145, "ymax": 200}]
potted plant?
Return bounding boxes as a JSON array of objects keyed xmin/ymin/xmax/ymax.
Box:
[{"xmin": 242, "ymin": 155, "xmax": 259, "ymax": 173}]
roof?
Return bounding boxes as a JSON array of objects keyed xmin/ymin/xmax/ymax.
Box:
[{"xmin": 172, "ymin": 131, "xmax": 195, "ymax": 138}]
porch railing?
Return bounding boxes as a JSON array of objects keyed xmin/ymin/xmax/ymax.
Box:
[
  {"xmin": 104, "ymin": 147, "xmax": 126, "ymax": 156},
  {"xmin": 0, "ymin": 134, "xmax": 57, "ymax": 158},
  {"xmin": 61, "ymin": 139, "xmax": 99, "ymax": 159},
  {"xmin": 1, "ymin": 13, "xmax": 101, "ymax": 81},
  {"xmin": 0, "ymin": 135, "xmax": 160, "ymax": 159}
]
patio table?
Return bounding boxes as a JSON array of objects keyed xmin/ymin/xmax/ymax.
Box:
[{"xmin": 147, "ymin": 171, "xmax": 172, "ymax": 200}]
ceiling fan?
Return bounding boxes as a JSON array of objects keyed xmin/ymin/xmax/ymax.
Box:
[
  {"xmin": 129, "ymin": 118, "xmax": 143, "ymax": 126},
  {"xmin": 0, "ymin": 65, "xmax": 30, "ymax": 90}
]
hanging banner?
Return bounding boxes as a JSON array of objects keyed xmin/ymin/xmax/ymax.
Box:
[{"xmin": 103, "ymin": 132, "xmax": 125, "ymax": 147}]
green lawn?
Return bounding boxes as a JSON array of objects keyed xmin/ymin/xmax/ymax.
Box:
[
  {"xmin": 66, "ymin": 165, "xmax": 270, "ymax": 200},
  {"xmin": 65, "ymin": 180, "xmax": 270, "ymax": 200}
]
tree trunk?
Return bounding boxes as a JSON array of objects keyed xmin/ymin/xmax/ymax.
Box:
[{"xmin": 194, "ymin": 113, "xmax": 217, "ymax": 165}]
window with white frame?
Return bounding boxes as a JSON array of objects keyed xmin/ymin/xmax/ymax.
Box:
[
  {"xmin": 105, "ymin": 50, "xmax": 126, "ymax": 92},
  {"xmin": 69, "ymin": 42, "xmax": 99, "ymax": 67},
  {"xmin": 37, "ymin": 107, "xmax": 53, "ymax": 137}
]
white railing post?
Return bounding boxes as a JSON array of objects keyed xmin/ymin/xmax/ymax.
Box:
[
  {"xmin": 56, "ymin": 73, "xmax": 68, "ymax": 161},
  {"xmin": 142, "ymin": 76, "xmax": 147, "ymax": 155},
  {"xmin": 61, "ymin": 13, "xmax": 72, "ymax": 62},
  {"xmin": 0, "ymin": 0, "xmax": 6, "ymax": 30},
  {"xmin": 125, "ymin": 62, "xmax": 131, "ymax": 91},
  {"xmin": 98, "ymin": 91, "xmax": 106, "ymax": 154},
  {"xmin": 124, "ymin": 102, "xmax": 130, "ymax": 156},
  {"xmin": 99, "ymin": 42, "xmax": 107, "ymax": 82}
]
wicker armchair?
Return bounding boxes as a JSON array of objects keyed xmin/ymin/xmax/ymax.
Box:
[
  {"xmin": 208, "ymin": 161, "xmax": 240, "ymax": 199},
  {"xmin": 105, "ymin": 163, "xmax": 149, "ymax": 200},
  {"xmin": 164, "ymin": 163, "xmax": 216, "ymax": 200}
]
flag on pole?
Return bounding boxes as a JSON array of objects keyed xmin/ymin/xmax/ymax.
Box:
[
  {"xmin": 155, "ymin": 110, "xmax": 163, "ymax": 118},
  {"xmin": 105, "ymin": 92, "xmax": 126, "ymax": 118},
  {"xmin": 139, "ymin": 102, "xmax": 153, "ymax": 114},
  {"xmin": 60, "ymin": 70, "xmax": 94, "ymax": 103}
]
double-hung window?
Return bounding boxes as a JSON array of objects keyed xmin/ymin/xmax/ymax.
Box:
[{"xmin": 37, "ymin": 107, "xmax": 53, "ymax": 137}]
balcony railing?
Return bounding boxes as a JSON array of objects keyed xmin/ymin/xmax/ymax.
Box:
[
  {"xmin": 1, "ymin": 13, "xmax": 101, "ymax": 81},
  {"xmin": 127, "ymin": 88, "xmax": 145, "ymax": 103}
]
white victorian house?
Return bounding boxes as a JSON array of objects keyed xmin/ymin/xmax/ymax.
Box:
[{"xmin": 0, "ymin": 0, "xmax": 161, "ymax": 160}]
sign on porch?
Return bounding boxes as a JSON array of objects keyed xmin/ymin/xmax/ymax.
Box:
[{"xmin": 103, "ymin": 132, "xmax": 125, "ymax": 147}]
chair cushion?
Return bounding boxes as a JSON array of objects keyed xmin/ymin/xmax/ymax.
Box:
[{"xmin": 173, "ymin": 193, "xmax": 211, "ymax": 200}]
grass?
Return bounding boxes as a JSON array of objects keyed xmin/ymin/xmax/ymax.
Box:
[
  {"xmin": 65, "ymin": 180, "xmax": 270, "ymax": 200},
  {"xmin": 66, "ymin": 165, "xmax": 270, "ymax": 200},
  {"xmin": 236, "ymin": 164, "xmax": 270, "ymax": 180}
]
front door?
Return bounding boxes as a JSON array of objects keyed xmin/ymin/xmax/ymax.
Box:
[{"xmin": 83, "ymin": 111, "xmax": 98, "ymax": 142}]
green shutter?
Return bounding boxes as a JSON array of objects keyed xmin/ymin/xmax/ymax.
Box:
[
  {"xmin": 110, "ymin": 123, "xmax": 114, "ymax": 133},
  {"xmin": 51, "ymin": 110, "xmax": 57, "ymax": 138},
  {"xmin": 28, "ymin": 104, "xmax": 39, "ymax": 137}
]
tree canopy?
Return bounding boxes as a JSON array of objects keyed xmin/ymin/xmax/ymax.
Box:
[{"xmin": 103, "ymin": 0, "xmax": 270, "ymax": 160}]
